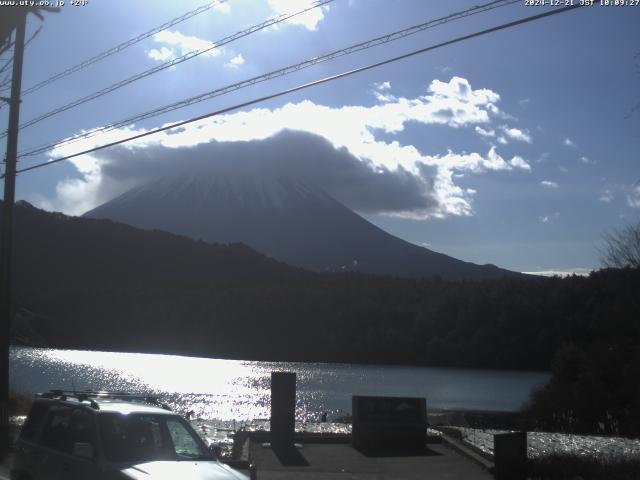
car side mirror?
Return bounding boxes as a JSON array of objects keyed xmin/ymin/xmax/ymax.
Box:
[
  {"xmin": 72, "ymin": 442, "xmax": 94, "ymax": 460},
  {"xmin": 208, "ymin": 442, "xmax": 222, "ymax": 459}
]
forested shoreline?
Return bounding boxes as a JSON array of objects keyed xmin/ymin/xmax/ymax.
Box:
[
  {"xmin": 5, "ymin": 201, "xmax": 640, "ymax": 435},
  {"xmin": 14, "ymin": 267, "xmax": 640, "ymax": 371}
]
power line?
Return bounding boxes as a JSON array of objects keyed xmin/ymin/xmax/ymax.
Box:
[
  {"xmin": 2, "ymin": 0, "xmax": 227, "ymax": 97},
  {"xmin": 2, "ymin": 0, "xmax": 333, "ymax": 137},
  {"xmin": 17, "ymin": 0, "xmax": 519, "ymax": 159},
  {"xmin": 0, "ymin": 52, "xmax": 14, "ymax": 79},
  {"xmin": 8, "ymin": 4, "xmax": 585, "ymax": 179}
]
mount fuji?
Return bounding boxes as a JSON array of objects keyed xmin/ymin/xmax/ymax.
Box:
[{"xmin": 84, "ymin": 172, "xmax": 517, "ymax": 280}]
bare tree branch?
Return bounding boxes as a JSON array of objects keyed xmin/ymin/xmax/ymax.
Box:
[{"xmin": 601, "ymin": 219, "xmax": 640, "ymax": 268}]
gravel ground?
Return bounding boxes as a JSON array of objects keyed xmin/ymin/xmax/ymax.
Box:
[{"xmin": 449, "ymin": 426, "xmax": 640, "ymax": 460}]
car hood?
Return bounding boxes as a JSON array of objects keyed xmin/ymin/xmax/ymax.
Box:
[{"xmin": 119, "ymin": 460, "xmax": 249, "ymax": 480}]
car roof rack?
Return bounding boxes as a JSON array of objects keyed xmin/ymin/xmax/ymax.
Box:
[{"xmin": 38, "ymin": 390, "xmax": 172, "ymax": 411}]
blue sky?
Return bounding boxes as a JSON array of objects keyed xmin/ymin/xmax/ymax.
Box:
[{"xmin": 1, "ymin": 0, "xmax": 639, "ymax": 275}]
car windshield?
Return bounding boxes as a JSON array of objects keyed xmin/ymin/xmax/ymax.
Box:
[{"xmin": 99, "ymin": 413, "xmax": 211, "ymax": 462}]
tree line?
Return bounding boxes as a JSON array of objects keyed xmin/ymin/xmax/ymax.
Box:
[{"xmin": 5, "ymin": 201, "xmax": 640, "ymax": 435}]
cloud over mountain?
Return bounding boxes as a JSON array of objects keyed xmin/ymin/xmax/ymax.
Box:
[
  {"xmin": 96, "ymin": 130, "xmax": 441, "ymax": 216},
  {"xmin": 40, "ymin": 77, "xmax": 532, "ymax": 218}
]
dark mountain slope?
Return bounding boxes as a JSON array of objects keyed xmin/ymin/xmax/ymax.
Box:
[
  {"xmin": 84, "ymin": 173, "xmax": 518, "ymax": 280},
  {"xmin": 7, "ymin": 200, "xmax": 638, "ymax": 376},
  {"xmin": 4, "ymin": 200, "xmax": 305, "ymax": 294}
]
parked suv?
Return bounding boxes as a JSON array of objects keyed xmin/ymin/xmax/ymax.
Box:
[{"xmin": 11, "ymin": 390, "xmax": 253, "ymax": 480}]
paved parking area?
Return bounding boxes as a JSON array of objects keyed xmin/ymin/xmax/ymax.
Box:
[
  {"xmin": 250, "ymin": 442, "xmax": 494, "ymax": 480},
  {"xmin": 1, "ymin": 441, "xmax": 494, "ymax": 480}
]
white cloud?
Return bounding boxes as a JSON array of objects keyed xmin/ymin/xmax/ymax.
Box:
[
  {"xmin": 539, "ymin": 212, "xmax": 560, "ymax": 223},
  {"xmin": 43, "ymin": 77, "xmax": 531, "ymax": 220},
  {"xmin": 541, "ymin": 180, "xmax": 559, "ymax": 188},
  {"xmin": 147, "ymin": 46, "xmax": 174, "ymax": 62},
  {"xmin": 497, "ymin": 136, "xmax": 507, "ymax": 145},
  {"xmin": 148, "ymin": 30, "xmax": 220, "ymax": 62},
  {"xmin": 374, "ymin": 92, "xmax": 395, "ymax": 103},
  {"xmin": 536, "ymin": 152, "xmax": 549, "ymax": 164},
  {"xmin": 372, "ymin": 81, "xmax": 395, "ymax": 103},
  {"xmin": 563, "ymin": 137, "xmax": 576, "ymax": 147},
  {"xmin": 627, "ymin": 184, "xmax": 640, "ymax": 208},
  {"xmin": 475, "ymin": 126, "xmax": 495, "ymax": 138},
  {"xmin": 211, "ymin": 0, "xmax": 231, "ymax": 13},
  {"xmin": 225, "ymin": 53, "xmax": 245, "ymax": 68},
  {"xmin": 510, "ymin": 156, "xmax": 531, "ymax": 171},
  {"xmin": 580, "ymin": 155, "xmax": 596, "ymax": 164},
  {"xmin": 600, "ymin": 189, "xmax": 614, "ymax": 203},
  {"xmin": 427, "ymin": 77, "xmax": 501, "ymax": 123},
  {"xmin": 436, "ymin": 66, "xmax": 453, "ymax": 74},
  {"xmin": 435, "ymin": 146, "xmax": 525, "ymax": 174},
  {"xmin": 267, "ymin": 0, "xmax": 330, "ymax": 30},
  {"xmin": 518, "ymin": 98, "xmax": 531, "ymax": 107},
  {"xmin": 502, "ymin": 126, "xmax": 532, "ymax": 143}
]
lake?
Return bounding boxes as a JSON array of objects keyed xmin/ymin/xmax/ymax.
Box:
[
  {"xmin": 12, "ymin": 347, "xmax": 640, "ymax": 461},
  {"xmin": 10, "ymin": 347, "xmax": 549, "ymax": 423}
]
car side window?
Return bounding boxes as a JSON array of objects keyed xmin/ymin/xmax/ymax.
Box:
[
  {"xmin": 69, "ymin": 408, "xmax": 97, "ymax": 446},
  {"xmin": 40, "ymin": 405, "xmax": 73, "ymax": 453},
  {"xmin": 166, "ymin": 417, "xmax": 206, "ymax": 458},
  {"xmin": 20, "ymin": 402, "xmax": 49, "ymax": 442},
  {"xmin": 100, "ymin": 414, "xmax": 167, "ymax": 462}
]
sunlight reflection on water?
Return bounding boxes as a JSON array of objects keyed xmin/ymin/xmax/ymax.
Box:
[
  {"xmin": 10, "ymin": 346, "xmax": 549, "ymax": 425},
  {"xmin": 11, "ymin": 347, "xmax": 640, "ymax": 460}
]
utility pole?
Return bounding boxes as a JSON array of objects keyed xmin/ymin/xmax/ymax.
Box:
[{"xmin": 0, "ymin": 8, "xmax": 27, "ymax": 460}]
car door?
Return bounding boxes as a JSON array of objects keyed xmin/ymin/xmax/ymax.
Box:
[
  {"xmin": 64, "ymin": 407, "xmax": 100, "ymax": 480},
  {"xmin": 34, "ymin": 404, "xmax": 73, "ymax": 480},
  {"xmin": 34, "ymin": 405, "xmax": 99, "ymax": 480},
  {"xmin": 12, "ymin": 401, "xmax": 51, "ymax": 479}
]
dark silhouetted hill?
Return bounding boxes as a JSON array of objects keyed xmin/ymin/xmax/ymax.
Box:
[
  {"xmin": 84, "ymin": 173, "xmax": 518, "ymax": 281},
  {"xmin": 8, "ymin": 199, "xmax": 306, "ymax": 294},
  {"xmin": 3, "ymin": 201, "xmax": 640, "ymax": 381}
]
